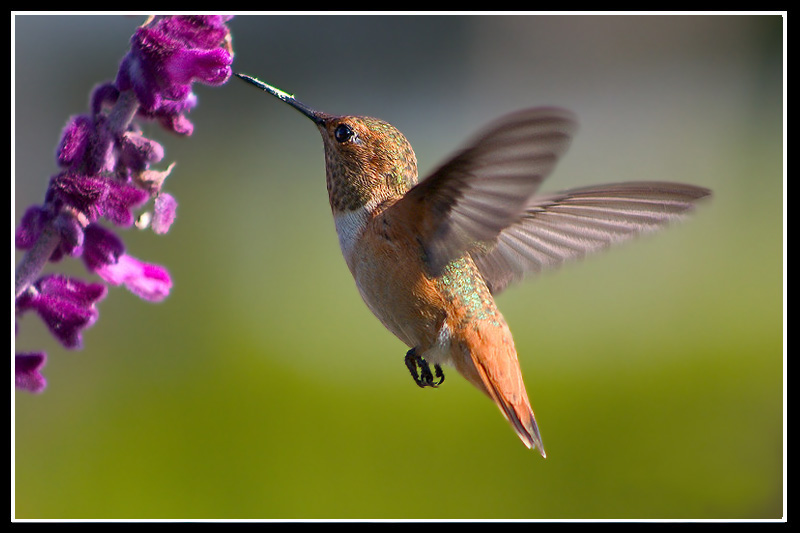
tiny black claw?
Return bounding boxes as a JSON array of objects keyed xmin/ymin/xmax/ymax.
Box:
[
  {"xmin": 405, "ymin": 348, "xmax": 445, "ymax": 388},
  {"xmin": 418, "ymin": 359, "xmax": 435, "ymax": 384},
  {"xmin": 405, "ymin": 348, "xmax": 424, "ymax": 387},
  {"xmin": 433, "ymin": 363, "xmax": 445, "ymax": 386}
]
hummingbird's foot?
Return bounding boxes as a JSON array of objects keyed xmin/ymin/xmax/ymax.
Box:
[{"xmin": 405, "ymin": 348, "xmax": 445, "ymax": 388}]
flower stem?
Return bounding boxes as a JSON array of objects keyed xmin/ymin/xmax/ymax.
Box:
[
  {"xmin": 15, "ymin": 223, "xmax": 60, "ymax": 298},
  {"xmin": 107, "ymin": 89, "xmax": 140, "ymax": 131},
  {"xmin": 94, "ymin": 89, "xmax": 141, "ymax": 173}
]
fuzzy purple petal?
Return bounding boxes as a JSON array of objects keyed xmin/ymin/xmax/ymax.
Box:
[
  {"xmin": 152, "ymin": 193, "xmax": 177, "ymax": 234},
  {"xmin": 101, "ymin": 178, "xmax": 149, "ymax": 227},
  {"xmin": 15, "ymin": 206, "xmax": 50, "ymax": 250},
  {"xmin": 164, "ymin": 47, "xmax": 232, "ymax": 86},
  {"xmin": 161, "ymin": 113, "xmax": 194, "ymax": 136},
  {"xmin": 90, "ymin": 82, "xmax": 120, "ymax": 116},
  {"xmin": 81, "ymin": 224, "xmax": 125, "ymax": 271},
  {"xmin": 96, "ymin": 254, "xmax": 172, "ymax": 302},
  {"xmin": 119, "ymin": 131, "xmax": 165, "ymax": 172},
  {"xmin": 137, "ymin": 93, "xmax": 197, "ymax": 135},
  {"xmin": 46, "ymin": 172, "xmax": 109, "ymax": 223},
  {"xmin": 53, "ymin": 211, "xmax": 85, "ymax": 257},
  {"xmin": 56, "ymin": 115, "xmax": 93, "ymax": 168},
  {"xmin": 159, "ymin": 15, "xmax": 233, "ymax": 50},
  {"xmin": 15, "ymin": 353, "xmax": 47, "ymax": 393}
]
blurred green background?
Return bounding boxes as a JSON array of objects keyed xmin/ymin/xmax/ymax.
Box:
[{"xmin": 13, "ymin": 14, "xmax": 783, "ymax": 519}]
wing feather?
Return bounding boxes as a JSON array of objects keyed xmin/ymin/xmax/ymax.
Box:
[
  {"xmin": 397, "ymin": 108, "xmax": 579, "ymax": 276},
  {"xmin": 472, "ymin": 181, "xmax": 711, "ymax": 294}
]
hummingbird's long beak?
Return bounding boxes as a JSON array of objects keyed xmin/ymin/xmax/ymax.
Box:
[{"xmin": 235, "ymin": 73, "xmax": 325, "ymax": 125}]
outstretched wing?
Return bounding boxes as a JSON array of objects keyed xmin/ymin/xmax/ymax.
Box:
[
  {"xmin": 471, "ymin": 181, "xmax": 712, "ymax": 294},
  {"xmin": 395, "ymin": 108, "xmax": 578, "ymax": 277}
]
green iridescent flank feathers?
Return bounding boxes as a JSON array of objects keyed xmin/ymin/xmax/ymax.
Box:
[{"xmin": 438, "ymin": 257, "xmax": 500, "ymax": 326}]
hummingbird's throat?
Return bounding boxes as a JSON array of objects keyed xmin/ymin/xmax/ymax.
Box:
[{"xmin": 327, "ymin": 177, "xmax": 368, "ymax": 212}]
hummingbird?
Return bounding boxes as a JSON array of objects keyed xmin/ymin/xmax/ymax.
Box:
[{"xmin": 236, "ymin": 73, "xmax": 710, "ymax": 457}]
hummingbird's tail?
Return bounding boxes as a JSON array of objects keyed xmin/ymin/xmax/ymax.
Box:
[{"xmin": 452, "ymin": 329, "xmax": 546, "ymax": 457}]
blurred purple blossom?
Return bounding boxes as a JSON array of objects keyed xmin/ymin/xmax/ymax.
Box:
[
  {"xmin": 15, "ymin": 15, "xmax": 234, "ymax": 392},
  {"xmin": 15, "ymin": 353, "xmax": 47, "ymax": 394},
  {"xmin": 152, "ymin": 193, "xmax": 178, "ymax": 234},
  {"xmin": 16, "ymin": 275, "xmax": 107, "ymax": 350},
  {"xmin": 95, "ymin": 254, "xmax": 172, "ymax": 302}
]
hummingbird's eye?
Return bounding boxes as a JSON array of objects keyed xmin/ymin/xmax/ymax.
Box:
[{"xmin": 334, "ymin": 123, "xmax": 354, "ymax": 143}]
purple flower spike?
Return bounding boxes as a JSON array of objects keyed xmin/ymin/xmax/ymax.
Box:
[
  {"xmin": 15, "ymin": 15, "xmax": 234, "ymax": 392},
  {"xmin": 15, "ymin": 353, "xmax": 48, "ymax": 394},
  {"xmin": 17, "ymin": 275, "xmax": 107, "ymax": 349},
  {"xmin": 96, "ymin": 254, "xmax": 172, "ymax": 302}
]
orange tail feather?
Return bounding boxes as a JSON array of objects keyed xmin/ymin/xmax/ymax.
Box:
[{"xmin": 452, "ymin": 333, "xmax": 545, "ymax": 457}]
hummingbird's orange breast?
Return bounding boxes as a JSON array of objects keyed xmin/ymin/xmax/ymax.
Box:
[{"xmin": 343, "ymin": 200, "xmax": 448, "ymax": 353}]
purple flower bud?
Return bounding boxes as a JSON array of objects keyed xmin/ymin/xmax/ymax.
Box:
[
  {"xmin": 96, "ymin": 253, "xmax": 171, "ymax": 302},
  {"xmin": 137, "ymin": 93, "xmax": 198, "ymax": 136},
  {"xmin": 16, "ymin": 275, "xmax": 107, "ymax": 349},
  {"xmin": 152, "ymin": 193, "xmax": 177, "ymax": 234},
  {"xmin": 53, "ymin": 211, "xmax": 86, "ymax": 257},
  {"xmin": 161, "ymin": 113, "xmax": 194, "ymax": 136},
  {"xmin": 15, "ymin": 205, "xmax": 72, "ymax": 262},
  {"xmin": 101, "ymin": 178, "xmax": 150, "ymax": 227},
  {"xmin": 46, "ymin": 172, "xmax": 150, "ymax": 228},
  {"xmin": 15, "ymin": 353, "xmax": 47, "ymax": 393},
  {"xmin": 159, "ymin": 15, "xmax": 234, "ymax": 50},
  {"xmin": 90, "ymin": 82, "xmax": 120, "ymax": 116},
  {"xmin": 56, "ymin": 115, "xmax": 93, "ymax": 168},
  {"xmin": 165, "ymin": 47, "xmax": 233, "ymax": 87},
  {"xmin": 46, "ymin": 172, "xmax": 109, "ymax": 222},
  {"xmin": 15, "ymin": 205, "xmax": 50, "ymax": 250},
  {"xmin": 16, "ymin": 205, "xmax": 87, "ymax": 262},
  {"xmin": 120, "ymin": 131, "xmax": 165, "ymax": 172},
  {"xmin": 117, "ymin": 15, "xmax": 233, "ymax": 113},
  {"xmin": 81, "ymin": 224, "xmax": 125, "ymax": 272}
]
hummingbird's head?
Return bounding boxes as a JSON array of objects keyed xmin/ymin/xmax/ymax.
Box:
[
  {"xmin": 316, "ymin": 115, "xmax": 418, "ymax": 213},
  {"xmin": 235, "ymin": 74, "xmax": 418, "ymax": 214}
]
